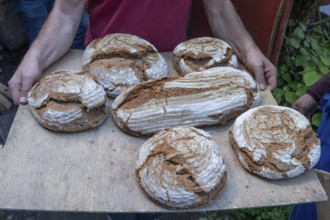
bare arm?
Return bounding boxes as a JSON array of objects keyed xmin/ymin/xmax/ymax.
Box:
[
  {"xmin": 291, "ymin": 93, "xmax": 319, "ymax": 119},
  {"xmin": 8, "ymin": 0, "xmax": 85, "ymax": 105},
  {"xmin": 292, "ymin": 72, "xmax": 330, "ymax": 119},
  {"xmin": 202, "ymin": 0, "xmax": 277, "ymax": 91}
]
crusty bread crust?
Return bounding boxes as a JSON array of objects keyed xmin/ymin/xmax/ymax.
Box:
[
  {"xmin": 136, "ymin": 126, "xmax": 227, "ymax": 209},
  {"xmin": 229, "ymin": 105, "xmax": 321, "ymax": 179},
  {"xmin": 112, "ymin": 67, "xmax": 260, "ymax": 136},
  {"xmin": 28, "ymin": 71, "xmax": 108, "ymax": 132},
  {"xmin": 82, "ymin": 33, "xmax": 168, "ymax": 97},
  {"xmin": 173, "ymin": 37, "xmax": 238, "ymax": 75}
]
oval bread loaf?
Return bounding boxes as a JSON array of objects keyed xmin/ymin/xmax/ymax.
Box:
[
  {"xmin": 28, "ymin": 71, "xmax": 108, "ymax": 132},
  {"xmin": 173, "ymin": 37, "xmax": 238, "ymax": 75},
  {"xmin": 229, "ymin": 105, "xmax": 321, "ymax": 179},
  {"xmin": 112, "ymin": 67, "xmax": 260, "ymax": 136},
  {"xmin": 82, "ymin": 33, "xmax": 168, "ymax": 97},
  {"xmin": 136, "ymin": 126, "xmax": 227, "ymax": 209}
]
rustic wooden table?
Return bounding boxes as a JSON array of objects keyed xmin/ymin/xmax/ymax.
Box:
[{"xmin": 0, "ymin": 50, "xmax": 327, "ymax": 213}]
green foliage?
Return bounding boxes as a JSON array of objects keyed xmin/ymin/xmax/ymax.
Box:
[
  {"xmin": 195, "ymin": 206, "xmax": 292, "ymax": 220},
  {"xmin": 227, "ymin": 206, "xmax": 292, "ymax": 220},
  {"xmin": 311, "ymin": 112, "xmax": 323, "ymax": 127},
  {"xmin": 274, "ymin": 15, "xmax": 330, "ymax": 127}
]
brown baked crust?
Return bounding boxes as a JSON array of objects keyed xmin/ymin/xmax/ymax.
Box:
[
  {"xmin": 229, "ymin": 105, "xmax": 321, "ymax": 179},
  {"xmin": 83, "ymin": 34, "xmax": 156, "ymax": 64},
  {"xmin": 173, "ymin": 37, "xmax": 238, "ymax": 75},
  {"xmin": 32, "ymin": 104, "xmax": 108, "ymax": 132},
  {"xmin": 27, "ymin": 71, "xmax": 108, "ymax": 132},
  {"xmin": 82, "ymin": 33, "xmax": 168, "ymax": 97},
  {"xmin": 135, "ymin": 126, "xmax": 227, "ymax": 209},
  {"xmin": 112, "ymin": 67, "xmax": 260, "ymax": 136},
  {"xmin": 137, "ymin": 171, "xmax": 227, "ymax": 210}
]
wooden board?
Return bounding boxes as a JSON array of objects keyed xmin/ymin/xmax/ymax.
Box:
[{"xmin": 0, "ymin": 50, "xmax": 327, "ymax": 213}]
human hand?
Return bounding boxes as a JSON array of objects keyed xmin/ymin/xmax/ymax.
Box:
[
  {"xmin": 291, "ymin": 93, "xmax": 319, "ymax": 119},
  {"xmin": 8, "ymin": 57, "xmax": 42, "ymax": 105},
  {"xmin": 243, "ymin": 49, "xmax": 277, "ymax": 91}
]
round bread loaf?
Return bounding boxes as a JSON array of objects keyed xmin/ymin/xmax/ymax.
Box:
[
  {"xmin": 173, "ymin": 37, "xmax": 238, "ymax": 75},
  {"xmin": 28, "ymin": 71, "xmax": 108, "ymax": 132},
  {"xmin": 136, "ymin": 126, "xmax": 227, "ymax": 209},
  {"xmin": 229, "ymin": 105, "xmax": 321, "ymax": 179},
  {"xmin": 82, "ymin": 33, "xmax": 168, "ymax": 97},
  {"xmin": 112, "ymin": 66, "xmax": 260, "ymax": 136}
]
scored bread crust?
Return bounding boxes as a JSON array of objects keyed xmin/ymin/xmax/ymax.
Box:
[
  {"xmin": 82, "ymin": 33, "xmax": 168, "ymax": 97},
  {"xmin": 28, "ymin": 71, "xmax": 108, "ymax": 132},
  {"xmin": 229, "ymin": 105, "xmax": 321, "ymax": 179},
  {"xmin": 112, "ymin": 66, "xmax": 260, "ymax": 136},
  {"xmin": 173, "ymin": 37, "xmax": 238, "ymax": 75},
  {"xmin": 136, "ymin": 126, "xmax": 227, "ymax": 209}
]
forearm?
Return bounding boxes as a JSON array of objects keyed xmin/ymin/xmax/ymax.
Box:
[
  {"xmin": 202, "ymin": 0, "xmax": 258, "ymax": 63},
  {"xmin": 202, "ymin": 0, "xmax": 277, "ymax": 90},
  {"xmin": 307, "ymin": 72, "xmax": 330, "ymax": 102},
  {"xmin": 27, "ymin": 0, "xmax": 85, "ymax": 71}
]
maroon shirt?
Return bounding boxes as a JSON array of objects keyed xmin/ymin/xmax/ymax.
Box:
[{"xmin": 86, "ymin": 0, "xmax": 191, "ymax": 52}]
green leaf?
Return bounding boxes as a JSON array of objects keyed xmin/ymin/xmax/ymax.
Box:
[
  {"xmin": 288, "ymin": 81, "xmax": 298, "ymax": 89},
  {"xmin": 300, "ymin": 47, "xmax": 308, "ymax": 55},
  {"xmin": 276, "ymin": 78, "xmax": 285, "ymax": 87},
  {"xmin": 303, "ymin": 70, "xmax": 321, "ymax": 86},
  {"xmin": 320, "ymin": 65, "xmax": 329, "ymax": 75},
  {"xmin": 272, "ymin": 88, "xmax": 284, "ymax": 104},
  {"xmin": 295, "ymin": 86, "xmax": 307, "ymax": 97},
  {"xmin": 298, "ymin": 22, "xmax": 307, "ymax": 31},
  {"xmin": 295, "ymin": 55, "xmax": 307, "ymax": 67},
  {"xmin": 296, "ymin": 82, "xmax": 304, "ymax": 87},
  {"xmin": 320, "ymin": 56, "xmax": 330, "ymax": 66},
  {"xmin": 282, "ymin": 73, "xmax": 292, "ymax": 82},
  {"xmin": 289, "ymin": 38, "xmax": 300, "ymax": 49},
  {"xmin": 311, "ymin": 112, "xmax": 322, "ymax": 127},
  {"xmin": 293, "ymin": 27, "xmax": 305, "ymax": 39},
  {"xmin": 272, "ymin": 88, "xmax": 284, "ymax": 97},
  {"xmin": 279, "ymin": 65, "xmax": 288, "ymax": 73},
  {"xmin": 284, "ymin": 91, "xmax": 298, "ymax": 104},
  {"xmin": 311, "ymin": 56, "xmax": 320, "ymax": 66},
  {"xmin": 310, "ymin": 38, "xmax": 321, "ymax": 54},
  {"xmin": 274, "ymin": 95, "xmax": 282, "ymax": 104}
]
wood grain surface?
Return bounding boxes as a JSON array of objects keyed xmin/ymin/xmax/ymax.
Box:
[{"xmin": 0, "ymin": 50, "xmax": 327, "ymax": 213}]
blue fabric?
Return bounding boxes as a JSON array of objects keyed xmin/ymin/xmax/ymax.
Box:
[
  {"xmin": 315, "ymin": 90, "xmax": 330, "ymax": 173},
  {"xmin": 290, "ymin": 90, "xmax": 330, "ymax": 220},
  {"xmin": 11, "ymin": 0, "xmax": 88, "ymax": 49},
  {"xmin": 289, "ymin": 203, "xmax": 317, "ymax": 220}
]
